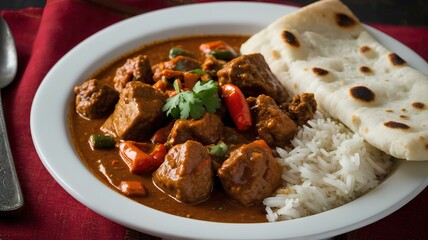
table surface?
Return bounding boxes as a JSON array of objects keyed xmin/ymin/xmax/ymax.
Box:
[{"xmin": 1, "ymin": 0, "xmax": 427, "ymax": 26}]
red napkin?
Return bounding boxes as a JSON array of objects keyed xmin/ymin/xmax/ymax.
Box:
[{"xmin": 1, "ymin": 0, "xmax": 427, "ymax": 239}]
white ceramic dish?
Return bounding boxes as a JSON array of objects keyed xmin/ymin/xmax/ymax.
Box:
[{"xmin": 31, "ymin": 2, "xmax": 428, "ymax": 239}]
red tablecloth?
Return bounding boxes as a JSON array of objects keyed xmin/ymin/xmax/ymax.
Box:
[{"xmin": 1, "ymin": 0, "xmax": 427, "ymax": 239}]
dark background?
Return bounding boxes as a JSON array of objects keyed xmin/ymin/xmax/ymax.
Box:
[{"xmin": 1, "ymin": 0, "xmax": 427, "ymax": 26}]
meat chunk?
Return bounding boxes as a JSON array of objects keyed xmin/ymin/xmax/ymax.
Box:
[
  {"xmin": 217, "ymin": 53, "xmax": 288, "ymax": 103},
  {"xmin": 101, "ymin": 81, "xmax": 167, "ymax": 141},
  {"xmin": 285, "ymin": 93, "xmax": 317, "ymax": 126},
  {"xmin": 153, "ymin": 140, "xmax": 213, "ymax": 204},
  {"xmin": 113, "ymin": 55, "xmax": 153, "ymax": 93},
  {"xmin": 217, "ymin": 140, "xmax": 282, "ymax": 206},
  {"xmin": 166, "ymin": 113, "xmax": 223, "ymax": 147},
  {"xmin": 248, "ymin": 94, "xmax": 298, "ymax": 148},
  {"xmin": 74, "ymin": 79, "xmax": 119, "ymax": 119}
]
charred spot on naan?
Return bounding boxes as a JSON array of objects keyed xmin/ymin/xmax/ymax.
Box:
[
  {"xmin": 281, "ymin": 30, "xmax": 300, "ymax": 47},
  {"xmin": 335, "ymin": 13, "xmax": 357, "ymax": 28},
  {"xmin": 359, "ymin": 45, "xmax": 377, "ymax": 59},
  {"xmin": 359, "ymin": 66, "xmax": 372, "ymax": 74},
  {"xmin": 349, "ymin": 86, "xmax": 375, "ymax": 103},
  {"xmin": 360, "ymin": 45, "xmax": 371, "ymax": 53},
  {"xmin": 412, "ymin": 102, "xmax": 425, "ymax": 110},
  {"xmin": 311, "ymin": 67, "xmax": 336, "ymax": 83},
  {"xmin": 384, "ymin": 121, "xmax": 410, "ymax": 130},
  {"xmin": 312, "ymin": 67, "xmax": 329, "ymax": 76},
  {"xmin": 388, "ymin": 53, "xmax": 406, "ymax": 66}
]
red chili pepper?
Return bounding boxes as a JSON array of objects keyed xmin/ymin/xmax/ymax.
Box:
[
  {"xmin": 119, "ymin": 141, "xmax": 167, "ymax": 173},
  {"xmin": 149, "ymin": 143, "xmax": 167, "ymax": 168},
  {"xmin": 199, "ymin": 40, "xmax": 237, "ymax": 56},
  {"xmin": 221, "ymin": 83, "xmax": 252, "ymax": 131}
]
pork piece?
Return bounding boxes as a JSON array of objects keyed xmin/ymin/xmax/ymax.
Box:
[
  {"xmin": 166, "ymin": 113, "xmax": 223, "ymax": 147},
  {"xmin": 153, "ymin": 140, "xmax": 213, "ymax": 204},
  {"xmin": 248, "ymin": 94, "xmax": 298, "ymax": 148},
  {"xmin": 101, "ymin": 81, "xmax": 167, "ymax": 141},
  {"xmin": 217, "ymin": 53, "xmax": 288, "ymax": 103},
  {"xmin": 74, "ymin": 79, "xmax": 119, "ymax": 119},
  {"xmin": 217, "ymin": 140, "xmax": 282, "ymax": 206},
  {"xmin": 113, "ymin": 55, "xmax": 153, "ymax": 93},
  {"xmin": 285, "ymin": 93, "xmax": 317, "ymax": 126}
]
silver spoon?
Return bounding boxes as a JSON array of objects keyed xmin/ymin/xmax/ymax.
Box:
[{"xmin": 0, "ymin": 16, "xmax": 24, "ymax": 213}]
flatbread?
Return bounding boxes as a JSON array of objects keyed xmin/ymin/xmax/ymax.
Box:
[{"xmin": 241, "ymin": 0, "xmax": 428, "ymax": 160}]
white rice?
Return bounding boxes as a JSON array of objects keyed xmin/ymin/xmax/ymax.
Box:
[{"xmin": 264, "ymin": 111, "xmax": 393, "ymax": 221}]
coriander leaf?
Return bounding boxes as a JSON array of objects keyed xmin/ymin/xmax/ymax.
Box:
[
  {"xmin": 208, "ymin": 141, "xmax": 228, "ymax": 157},
  {"xmin": 170, "ymin": 107, "xmax": 181, "ymax": 119},
  {"xmin": 178, "ymin": 100, "xmax": 190, "ymax": 119},
  {"xmin": 162, "ymin": 80, "xmax": 221, "ymax": 120},
  {"xmin": 193, "ymin": 80, "xmax": 221, "ymax": 113},
  {"xmin": 189, "ymin": 101, "xmax": 205, "ymax": 119},
  {"xmin": 181, "ymin": 90, "xmax": 197, "ymax": 103},
  {"xmin": 193, "ymin": 80, "xmax": 218, "ymax": 98},
  {"xmin": 162, "ymin": 94, "xmax": 181, "ymax": 118},
  {"xmin": 203, "ymin": 96, "xmax": 221, "ymax": 113},
  {"xmin": 179, "ymin": 91, "xmax": 200, "ymax": 119}
]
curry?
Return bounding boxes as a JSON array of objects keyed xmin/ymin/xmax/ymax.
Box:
[{"xmin": 69, "ymin": 35, "xmax": 316, "ymax": 223}]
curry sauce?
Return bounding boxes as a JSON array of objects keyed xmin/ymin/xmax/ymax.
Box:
[{"xmin": 69, "ymin": 35, "xmax": 270, "ymax": 223}]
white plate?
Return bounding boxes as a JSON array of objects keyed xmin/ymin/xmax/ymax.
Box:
[{"xmin": 31, "ymin": 2, "xmax": 428, "ymax": 239}]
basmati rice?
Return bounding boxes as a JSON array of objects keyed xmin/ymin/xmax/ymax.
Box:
[{"xmin": 264, "ymin": 111, "xmax": 393, "ymax": 221}]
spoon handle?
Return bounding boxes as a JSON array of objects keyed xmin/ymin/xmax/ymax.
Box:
[{"xmin": 0, "ymin": 91, "xmax": 24, "ymax": 212}]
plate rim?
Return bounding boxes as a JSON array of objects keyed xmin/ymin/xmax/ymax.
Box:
[{"xmin": 30, "ymin": 1, "xmax": 428, "ymax": 239}]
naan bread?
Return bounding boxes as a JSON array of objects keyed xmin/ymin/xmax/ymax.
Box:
[{"xmin": 241, "ymin": 0, "xmax": 428, "ymax": 160}]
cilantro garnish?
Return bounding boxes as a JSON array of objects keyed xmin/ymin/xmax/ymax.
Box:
[
  {"xmin": 208, "ymin": 141, "xmax": 228, "ymax": 157},
  {"xmin": 162, "ymin": 80, "xmax": 221, "ymax": 119}
]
